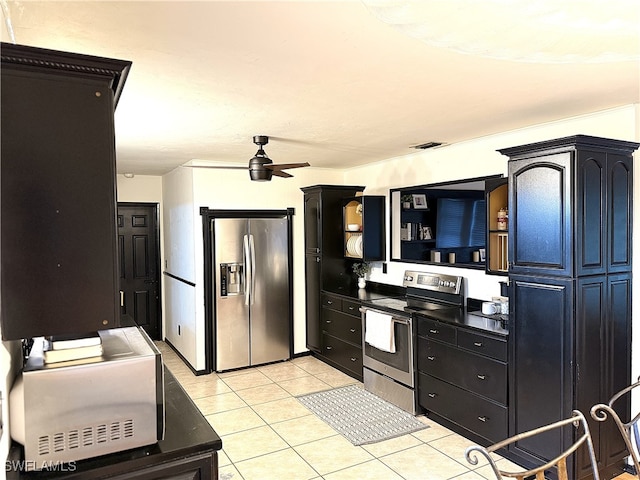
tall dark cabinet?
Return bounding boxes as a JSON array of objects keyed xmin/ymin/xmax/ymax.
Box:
[
  {"xmin": 1, "ymin": 43, "xmax": 131, "ymax": 340},
  {"xmin": 500, "ymin": 135, "xmax": 638, "ymax": 479},
  {"xmin": 301, "ymin": 185, "xmax": 364, "ymax": 352}
]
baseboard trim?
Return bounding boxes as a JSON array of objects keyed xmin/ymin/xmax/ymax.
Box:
[{"xmin": 163, "ymin": 339, "xmax": 208, "ymax": 376}]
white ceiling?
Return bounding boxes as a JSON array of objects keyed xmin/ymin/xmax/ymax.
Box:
[{"xmin": 2, "ymin": 0, "xmax": 639, "ymax": 176}]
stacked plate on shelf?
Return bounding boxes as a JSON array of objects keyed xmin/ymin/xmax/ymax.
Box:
[{"xmin": 346, "ymin": 234, "xmax": 363, "ymax": 257}]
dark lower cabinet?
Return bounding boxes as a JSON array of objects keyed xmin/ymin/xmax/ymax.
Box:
[
  {"xmin": 318, "ymin": 291, "xmax": 363, "ymax": 380},
  {"xmin": 508, "ymin": 276, "xmax": 574, "ymax": 466},
  {"xmin": 107, "ymin": 452, "xmax": 215, "ymax": 480},
  {"xmin": 418, "ymin": 373, "xmax": 508, "ymax": 443},
  {"xmin": 417, "ymin": 316, "xmax": 508, "ymax": 444},
  {"xmin": 500, "ymin": 135, "xmax": 639, "ymax": 480}
]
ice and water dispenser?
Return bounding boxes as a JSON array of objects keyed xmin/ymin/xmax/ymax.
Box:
[{"xmin": 220, "ymin": 263, "xmax": 244, "ymax": 296}]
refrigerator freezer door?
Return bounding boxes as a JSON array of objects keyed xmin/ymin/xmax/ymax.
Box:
[
  {"xmin": 248, "ymin": 217, "xmax": 290, "ymax": 366},
  {"xmin": 214, "ymin": 218, "xmax": 250, "ymax": 371}
]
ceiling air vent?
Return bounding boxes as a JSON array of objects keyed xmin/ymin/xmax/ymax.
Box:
[{"xmin": 412, "ymin": 141, "xmax": 445, "ymax": 150}]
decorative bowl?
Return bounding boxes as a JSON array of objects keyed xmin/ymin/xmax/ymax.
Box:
[{"xmin": 347, "ymin": 224, "xmax": 360, "ymax": 231}]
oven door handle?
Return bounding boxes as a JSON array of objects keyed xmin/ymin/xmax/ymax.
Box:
[{"xmin": 360, "ymin": 307, "xmax": 411, "ymax": 325}]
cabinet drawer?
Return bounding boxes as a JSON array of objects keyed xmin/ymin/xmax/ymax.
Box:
[
  {"xmin": 418, "ymin": 372, "xmax": 507, "ymax": 443},
  {"xmin": 341, "ymin": 299, "xmax": 361, "ymax": 317},
  {"xmin": 417, "ymin": 317, "xmax": 456, "ymax": 345},
  {"xmin": 323, "ymin": 308, "xmax": 362, "ymax": 346},
  {"xmin": 322, "ymin": 333, "xmax": 362, "ymax": 375},
  {"xmin": 321, "ymin": 293, "xmax": 342, "ymax": 310},
  {"xmin": 457, "ymin": 329, "xmax": 507, "ymax": 361},
  {"xmin": 417, "ymin": 337, "xmax": 507, "ymax": 405}
]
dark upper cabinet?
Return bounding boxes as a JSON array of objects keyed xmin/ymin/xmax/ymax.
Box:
[
  {"xmin": 301, "ymin": 185, "xmax": 364, "ymax": 352},
  {"xmin": 0, "ymin": 43, "xmax": 131, "ymax": 340},
  {"xmin": 501, "ymin": 135, "xmax": 637, "ymax": 278},
  {"xmin": 343, "ymin": 195, "xmax": 385, "ymax": 262}
]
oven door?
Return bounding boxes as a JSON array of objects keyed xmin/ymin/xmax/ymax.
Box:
[{"xmin": 361, "ymin": 308, "xmax": 414, "ymax": 388}]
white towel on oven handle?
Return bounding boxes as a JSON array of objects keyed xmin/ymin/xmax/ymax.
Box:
[{"xmin": 365, "ymin": 310, "xmax": 396, "ymax": 354}]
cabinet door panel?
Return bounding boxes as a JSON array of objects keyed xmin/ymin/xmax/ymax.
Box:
[
  {"xmin": 305, "ymin": 254, "xmax": 321, "ymax": 352},
  {"xmin": 608, "ymin": 154, "xmax": 632, "ymax": 272},
  {"xmin": 323, "ymin": 308, "xmax": 361, "ymax": 346},
  {"xmin": 303, "ymin": 193, "xmax": 320, "ymax": 254},
  {"xmin": 509, "ymin": 276, "xmax": 573, "ymax": 465},
  {"xmin": 418, "ymin": 338, "xmax": 506, "ymax": 405},
  {"xmin": 417, "ymin": 317, "xmax": 456, "ymax": 345},
  {"xmin": 576, "ymin": 151, "xmax": 606, "ymax": 276},
  {"xmin": 322, "ymin": 333, "xmax": 362, "ymax": 376},
  {"xmin": 457, "ymin": 330, "xmax": 507, "ymax": 361},
  {"xmin": 509, "ymin": 153, "xmax": 572, "ymax": 277},
  {"xmin": 418, "ymin": 373, "xmax": 507, "ymax": 443},
  {"xmin": 1, "ymin": 69, "xmax": 119, "ymax": 339}
]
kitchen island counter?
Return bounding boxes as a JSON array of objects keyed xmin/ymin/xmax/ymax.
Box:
[{"xmin": 6, "ymin": 367, "xmax": 222, "ymax": 479}]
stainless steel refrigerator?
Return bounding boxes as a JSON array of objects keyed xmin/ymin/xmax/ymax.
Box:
[{"xmin": 212, "ymin": 214, "xmax": 292, "ymax": 371}]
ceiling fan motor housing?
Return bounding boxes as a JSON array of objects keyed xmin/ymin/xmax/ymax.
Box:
[{"xmin": 249, "ymin": 148, "xmax": 273, "ymax": 181}]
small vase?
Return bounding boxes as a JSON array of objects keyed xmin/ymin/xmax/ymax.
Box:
[{"xmin": 358, "ymin": 277, "xmax": 366, "ymax": 289}]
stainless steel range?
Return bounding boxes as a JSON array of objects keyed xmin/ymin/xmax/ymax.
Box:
[{"xmin": 360, "ymin": 271, "xmax": 464, "ymax": 414}]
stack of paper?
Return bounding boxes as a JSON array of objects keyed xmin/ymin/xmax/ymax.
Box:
[{"xmin": 43, "ymin": 332, "xmax": 103, "ymax": 364}]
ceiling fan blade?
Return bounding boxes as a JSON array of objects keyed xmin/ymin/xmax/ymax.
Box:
[
  {"xmin": 271, "ymin": 170, "xmax": 293, "ymax": 178},
  {"xmin": 183, "ymin": 165, "xmax": 247, "ymax": 170},
  {"xmin": 265, "ymin": 162, "xmax": 310, "ymax": 171}
]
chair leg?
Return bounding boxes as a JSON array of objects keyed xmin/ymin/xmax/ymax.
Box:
[{"xmin": 557, "ymin": 457, "xmax": 568, "ymax": 480}]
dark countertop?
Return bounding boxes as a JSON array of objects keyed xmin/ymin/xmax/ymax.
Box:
[
  {"xmin": 352, "ymin": 284, "xmax": 509, "ymax": 337},
  {"xmin": 6, "ymin": 367, "xmax": 222, "ymax": 479},
  {"xmin": 323, "ymin": 281, "xmax": 406, "ymax": 302},
  {"xmin": 417, "ymin": 308, "xmax": 508, "ymax": 336}
]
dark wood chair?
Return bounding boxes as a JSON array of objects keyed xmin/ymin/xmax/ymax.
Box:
[
  {"xmin": 590, "ymin": 377, "xmax": 640, "ymax": 475},
  {"xmin": 464, "ymin": 410, "xmax": 600, "ymax": 480}
]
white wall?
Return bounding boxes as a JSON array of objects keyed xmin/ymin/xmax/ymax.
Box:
[{"xmin": 161, "ymin": 167, "xmax": 199, "ymax": 367}]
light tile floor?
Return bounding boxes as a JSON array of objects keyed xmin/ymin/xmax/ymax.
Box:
[{"xmin": 156, "ymin": 342, "xmax": 524, "ymax": 480}]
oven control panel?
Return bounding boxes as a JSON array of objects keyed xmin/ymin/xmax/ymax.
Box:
[{"xmin": 402, "ymin": 271, "xmax": 462, "ymax": 295}]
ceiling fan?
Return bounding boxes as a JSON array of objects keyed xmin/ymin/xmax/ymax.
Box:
[{"xmin": 186, "ymin": 135, "xmax": 310, "ymax": 181}]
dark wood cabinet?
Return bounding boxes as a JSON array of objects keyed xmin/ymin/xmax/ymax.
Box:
[
  {"xmin": 500, "ymin": 135, "xmax": 639, "ymax": 479},
  {"xmin": 301, "ymin": 185, "xmax": 364, "ymax": 352},
  {"xmin": 0, "ymin": 43, "xmax": 131, "ymax": 340},
  {"xmin": 319, "ymin": 291, "xmax": 363, "ymax": 380},
  {"xmin": 343, "ymin": 195, "xmax": 385, "ymax": 261},
  {"xmin": 504, "ymin": 136, "xmax": 635, "ymax": 278},
  {"xmin": 416, "ymin": 316, "xmax": 508, "ymax": 444}
]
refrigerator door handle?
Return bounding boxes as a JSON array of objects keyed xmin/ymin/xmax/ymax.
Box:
[
  {"xmin": 248, "ymin": 234, "xmax": 256, "ymax": 306},
  {"xmin": 243, "ymin": 234, "xmax": 251, "ymax": 306}
]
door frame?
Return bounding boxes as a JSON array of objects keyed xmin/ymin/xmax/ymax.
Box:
[
  {"xmin": 117, "ymin": 201, "xmax": 162, "ymax": 339},
  {"xmin": 200, "ymin": 208, "xmax": 295, "ymax": 373}
]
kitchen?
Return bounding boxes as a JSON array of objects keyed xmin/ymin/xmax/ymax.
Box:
[{"xmin": 2, "ymin": 1, "xmax": 640, "ymax": 479}]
